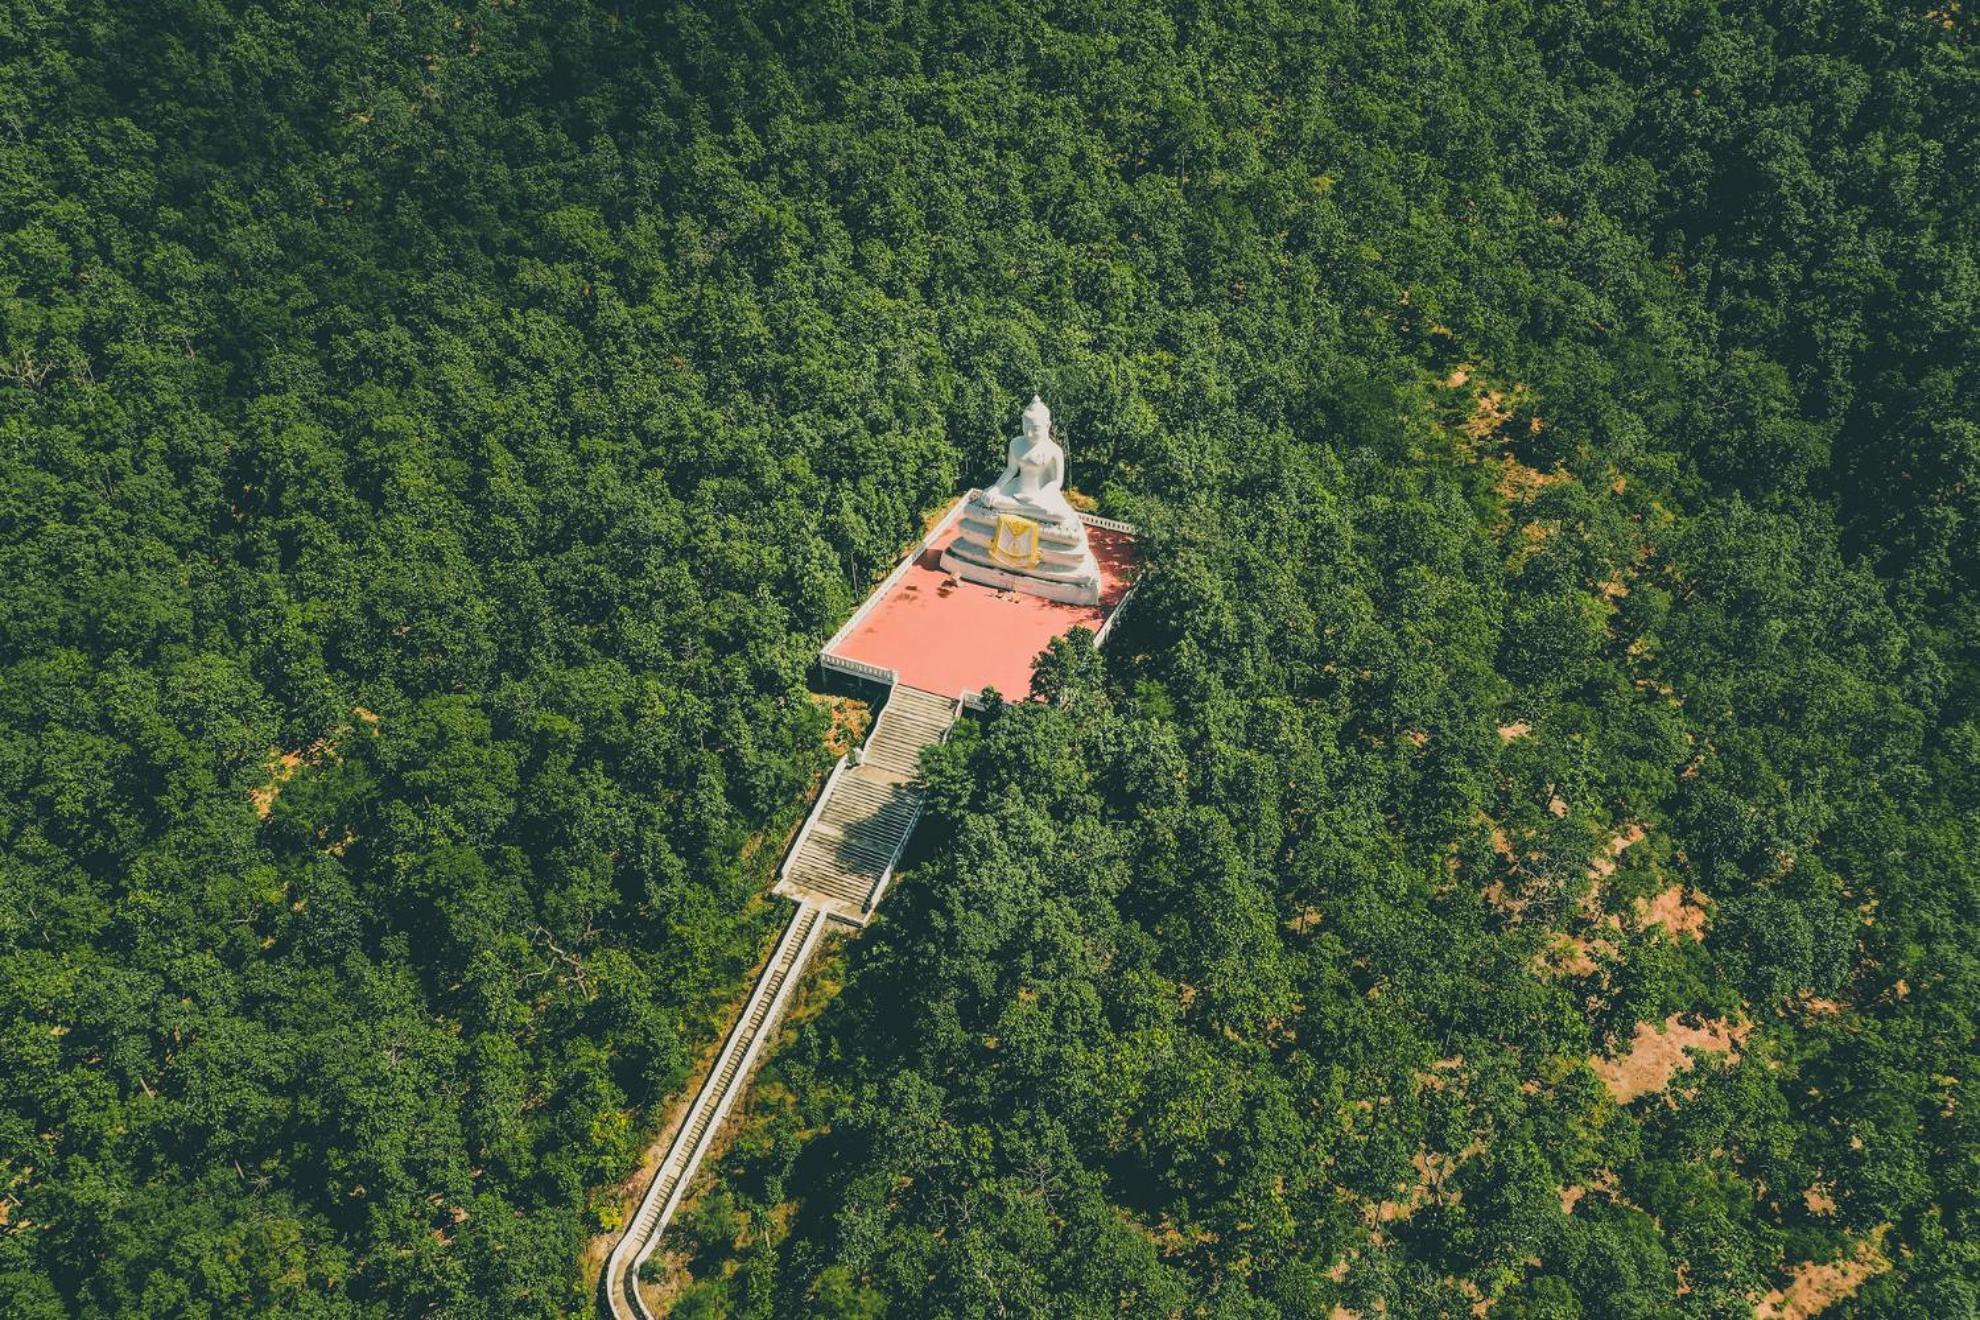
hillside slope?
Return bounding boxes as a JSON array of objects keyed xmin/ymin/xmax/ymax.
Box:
[{"xmin": 1, "ymin": 1, "xmax": 1974, "ymax": 1316}]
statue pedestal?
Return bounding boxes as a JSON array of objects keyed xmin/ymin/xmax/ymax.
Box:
[{"xmin": 939, "ymin": 494, "xmax": 1103, "ymax": 605}]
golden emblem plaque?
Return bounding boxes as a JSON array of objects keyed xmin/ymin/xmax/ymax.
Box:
[{"xmin": 988, "ymin": 512, "xmax": 1043, "ymax": 570}]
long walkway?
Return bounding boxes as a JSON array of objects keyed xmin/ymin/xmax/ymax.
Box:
[{"xmin": 601, "ymin": 686, "xmax": 956, "ymax": 1319}]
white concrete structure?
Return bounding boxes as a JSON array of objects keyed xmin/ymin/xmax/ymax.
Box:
[
  {"xmin": 774, "ymin": 685, "xmax": 957, "ymax": 922},
  {"xmin": 940, "ymin": 395, "xmax": 1103, "ymax": 604},
  {"xmin": 603, "ymin": 687, "xmax": 957, "ymax": 1320}
]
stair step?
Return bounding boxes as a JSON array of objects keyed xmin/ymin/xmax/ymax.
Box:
[
  {"xmin": 787, "ymin": 878, "xmax": 872, "ymax": 905},
  {"xmin": 821, "ymin": 818, "xmax": 912, "ymax": 841},
  {"xmin": 820, "ymin": 793, "xmax": 916, "ymax": 820},
  {"xmin": 802, "ymin": 843, "xmax": 892, "ymax": 873},
  {"xmin": 863, "ymin": 749, "xmax": 926, "ymax": 772},
  {"xmin": 883, "ymin": 709, "xmax": 951, "ymax": 727},
  {"xmin": 612, "ymin": 907, "xmax": 830, "ymax": 1313},
  {"xmin": 865, "ymin": 747, "xmax": 932, "ymax": 768},
  {"xmin": 809, "ymin": 820, "xmax": 898, "ymax": 849},
  {"xmin": 823, "ymin": 798, "xmax": 909, "ymax": 819},
  {"xmin": 792, "ymin": 855, "xmax": 881, "ymax": 885},
  {"xmin": 872, "ymin": 726, "xmax": 947, "ymax": 747},
  {"xmin": 828, "ymin": 778, "xmax": 917, "ymax": 803},
  {"xmin": 817, "ymin": 827, "xmax": 905, "ymax": 856},
  {"xmin": 794, "ymin": 842, "xmax": 876, "ymax": 869},
  {"xmin": 820, "ymin": 811, "xmax": 913, "ymax": 836},
  {"xmin": 871, "ymin": 726, "xmax": 942, "ymax": 747},
  {"xmin": 789, "ymin": 872, "xmax": 869, "ymax": 896},
  {"xmin": 791, "ymin": 867, "xmax": 873, "ymax": 892},
  {"xmin": 823, "ymin": 828, "xmax": 911, "ymax": 856}
]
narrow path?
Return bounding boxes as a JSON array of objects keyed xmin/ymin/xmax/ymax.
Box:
[
  {"xmin": 601, "ymin": 686, "xmax": 957, "ymax": 1319},
  {"xmin": 602, "ymin": 901, "xmax": 825, "ymax": 1320}
]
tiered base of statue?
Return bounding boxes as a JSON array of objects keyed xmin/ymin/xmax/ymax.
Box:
[{"xmin": 941, "ymin": 497, "xmax": 1103, "ymax": 605}]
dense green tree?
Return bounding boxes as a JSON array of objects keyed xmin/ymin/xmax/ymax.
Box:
[{"xmin": 2, "ymin": 0, "xmax": 1974, "ymax": 1315}]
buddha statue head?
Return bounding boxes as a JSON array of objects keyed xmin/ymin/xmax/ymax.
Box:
[{"xmin": 1022, "ymin": 394, "xmax": 1053, "ymax": 448}]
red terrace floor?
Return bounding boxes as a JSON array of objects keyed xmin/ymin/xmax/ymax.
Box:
[{"xmin": 826, "ymin": 523, "xmax": 1140, "ymax": 701}]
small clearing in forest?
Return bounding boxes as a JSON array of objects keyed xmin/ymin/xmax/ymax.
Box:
[
  {"xmin": 1586, "ymin": 822, "xmax": 1647, "ymax": 879},
  {"xmin": 1591, "ymin": 1014, "xmax": 1748, "ymax": 1104},
  {"xmin": 1753, "ymin": 1228, "xmax": 1891, "ymax": 1320},
  {"xmin": 1634, "ymin": 884, "xmax": 1709, "ymax": 940}
]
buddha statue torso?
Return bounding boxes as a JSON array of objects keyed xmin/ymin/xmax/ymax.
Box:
[{"xmin": 982, "ymin": 396, "xmax": 1077, "ymax": 524}]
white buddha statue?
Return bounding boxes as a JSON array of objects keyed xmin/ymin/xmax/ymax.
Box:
[{"xmin": 941, "ymin": 395, "xmax": 1103, "ymax": 604}]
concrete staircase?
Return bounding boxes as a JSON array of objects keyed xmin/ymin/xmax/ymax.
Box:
[
  {"xmin": 777, "ymin": 685, "xmax": 956, "ymax": 919},
  {"xmin": 857, "ymin": 685, "xmax": 957, "ymax": 775},
  {"xmin": 604, "ymin": 901, "xmax": 827, "ymax": 1320}
]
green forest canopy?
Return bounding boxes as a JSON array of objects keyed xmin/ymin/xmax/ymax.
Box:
[{"xmin": 0, "ymin": 0, "xmax": 1974, "ymax": 1316}]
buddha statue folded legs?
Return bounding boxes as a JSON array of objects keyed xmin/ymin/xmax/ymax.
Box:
[{"xmin": 940, "ymin": 396, "xmax": 1103, "ymax": 605}]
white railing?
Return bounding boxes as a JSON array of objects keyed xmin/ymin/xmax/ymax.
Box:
[
  {"xmin": 819, "ymin": 653, "xmax": 897, "ymax": 686},
  {"xmin": 859, "ymin": 792, "xmax": 924, "ymax": 915},
  {"xmin": 777, "ymin": 755, "xmax": 848, "ymax": 888},
  {"xmin": 1091, "ymin": 576, "xmax": 1140, "ymax": 649},
  {"xmin": 607, "ymin": 503, "xmax": 1141, "ymax": 1316},
  {"xmin": 1077, "ymin": 511, "xmax": 1140, "ymax": 535}
]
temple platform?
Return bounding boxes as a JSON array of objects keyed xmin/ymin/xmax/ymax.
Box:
[{"xmin": 820, "ymin": 500, "xmax": 1140, "ymax": 704}]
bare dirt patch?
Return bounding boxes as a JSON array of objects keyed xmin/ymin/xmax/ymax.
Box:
[
  {"xmin": 250, "ymin": 750, "xmax": 308, "ymax": 819},
  {"xmin": 1483, "ymin": 877, "xmax": 1524, "ymax": 921},
  {"xmin": 248, "ymin": 707, "xmax": 382, "ymax": 819},
  {"xmin": 1496, "ymin": 453, "xmax": 1572, "ymax": 501},
  {"xmin": 1586, "ymin": 823, "xmax": 1647, "ymax": 880},
  {"xmin": 1559, "ymin": 1170, "xmax": 1620, "ymax": 1215},
  {"xmin": 1794, "ymin": 992, "xmax": 1845, "ymax": 1018},
  {"xmin": 1416, "ymin": 1055, "xmax": 1465, "ymax": 1093},
  {"xmin": 1535, "ymin": 931, "xmax": 1615, "ymax": 979},
  {"xmin": 1375, "ymin": 1151, "xmax": 1458, "ymax": 1222},
  {"xmin": 1522, "ymin": 823, "xmax": 1659, "ymax": 981},
  {"xmin": 1497, "ymin": 720, "xmax": 1531, "ymax": 742},
  {"xmin": 1138, "ymin": 1215, "xmax": 1218, "ymax": 1259},
  {"xmin": 1373, "ymin": 1141, "xmax": 1484, "ymax": 1224},
  {"xmin": 1633, "ymin": 884, "xmax": 1709, "ymax": 940},
  {"xmin": 1468, "ymin": 390, "xmax": 1513, "ymax": 441},
  {"xmin": 809, "ymin": 692, "xmax": 872, "ymax": 759},
  {"xmin": 1591, "ymin": 1014, "xmax": 1748, "ymax": 1105},
  {"xmin": 1754, "ymin": 1228, "xmax": 1891, "ymax": 1320}
]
